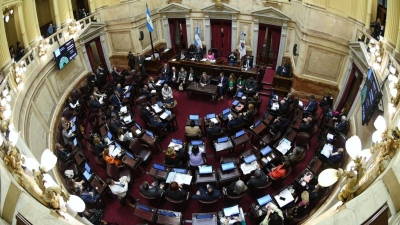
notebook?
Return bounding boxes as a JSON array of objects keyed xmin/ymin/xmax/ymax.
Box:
[
  {"xmin": 244, "ymin": 154, "xmax": 257, "ymax": 164},
  {"xmin": 137, "ymin": 204, "xmax": 151, "ymax": 212},
  {"xmin": 83, "ymin": 170, "xmax": 92, "ymax": 180},
  {"xmin": 135, "ymin": 123, "xmax": 141, "ymax": 130},
  {"xmin": 191, "ymin": 140, "xmax": 202, "ymax": 146},
  {"xmin": 73, "ymin": 138, "xmax": 78, "ymax": 147},
  {"xmin": 206, "ymin": 113, "xmax": 216, "ymax": 119},
  {"xmin": 199, "ymin": 166, "xmax": 213, "ymax": 174},
  {"xmin": 173, "ymin": 168, "xmax": 187, "ymax": 174},
  {"xmin": 217, "ymin": 136, "xmax": 229, "ymax": 143},
  {"xmin": 196, "ymin": 214, "xmax": 214, "ymax": 219},
  {"xmin": 85, "ymin": 163, "xmax": 91, "ymax": 173},
  {"xmin": 237, "ymin": 92, "xmax": 243, "ymax": 98},
  {"xmin": 153, "ymin": 163, "xmax": 166, "ymax": 171},
  {"xmin": 125, "ymin": 151, "xmax": 134, "ymax": 159},
  {"xmin": 261, "ymin": 146, "xmax": 272, "ymax": 156},
  {"xmin": 146, "ymin": 130, "xmax": 154, "ymax": 137},
  {"xmin": 159, "ymin": 211, "xmax": 176, "ymax": 217},
  {"xmin": 223, "ymin": 205, "xmax": 240, "ymax": 217},
  {"xmin": 235, "ymin": 130, "xmax": 245, "ymax": 138},
  {"xmin": 254, "ymin": 119, "xmax": 261, "ymax": 127},
  {"xmin": 222, "ymin": 108, "xmax": 230, "ymax": 115},
  {"xmin": 232, "ymin": 100, "xmax": 239, "ymax": 106},
  {"xmin": 257, "ymin": 194, "xmax": 273, "ymax": 206},
  {"xmin": 189, "ymin": 114, "xmax": 199, "ymax": 120},
  {"xmin": 171, "ymin": 139, "xmax": 183, "ymax": 145},
  {"xmin": 221, "ymin": 162, "xmax": 235, "ymax": 172}
]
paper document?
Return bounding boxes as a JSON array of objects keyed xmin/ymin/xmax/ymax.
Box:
[
  {"xmin": 321, "ymin": 144, "xmax": 333, "ymax": 158},
  {"xmin": 163, "ymin": 48, "xmax": 169, "ymax": 52},
  {"xmin": 151, "ymin": 90, "xmax": 156, "ymax": 94},
  {"xmin": 171, "ymin": 59, "xmax": 176, "ymax": 61},
  {"xmin": 123, "ymin": 115, "xmax": 132, "ymax": 123},
  {"xmin": 240, "ymin": 161, "xmax": 258, "ymax": 175},
  {"xmin": 135, "ymin": 129, "xmax": 141, "ymax": 134},
  {"xmin": 152, "ymin": 104, "xmax": 163, "ymax": 113},
  {"xmin": 120, "ymin": 106, "xmax": 128, "ymax": 113},
  {"xmin": 160, "ymin": 112, "xmax": 170, "ymax": 120},
  {"xmin": 210, "ymin": 118, "xmax": 219, "ymax": 124},
  {"xmin": 168, "ymin": 142, "xmax": 182, "ymax": 151},
  {"xmin": 271, "ymin": 103, "xmax": 279, "ymax": 110},
  {"xmin": 327, "ymin": 133, "xmax": 334, "ymax": 140},
  {"xmin": 166, "ymin": 172, "xmax": 192, "ymax": 185},
  {"xmin": 145, "ymin": 57, "xmax": 152, "ymax": 61}
]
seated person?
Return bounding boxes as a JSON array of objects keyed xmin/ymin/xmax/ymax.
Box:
[
  {"xmin": 75, "ymin": 187, "xmax": 100, "ymax": 205},
  {"xmin": 224, "ymin": 217, "xmax": 245, "ymax": 225},
  {"xmin": 226, "ymin": 180, "xmax": 248, "ymax": 196},
  {"xmin": 93, "ymin": 137, "xmax": 108, "ymax": 156},
  {"xmin": 139, "ymin": 102, "xmax": 154, "ymax": 121},
  {"xmin": 217, "ymin": 72, "xmax": 228, "ymax": 100},
  {"xmin": 285, "ymin": 191, "xmax": 309, "ymax": 219},
  {"xmin": 140, "ymin": 180, "xmax": 164, "ymax": 197},
  {"xmin": 303, "ymin": 95, "xmax": 318, "ymax": 116},
  {"xmin": 115, "ymin": 83, "xmax": 125, "ymax": 96},
  {"xmin": 185, "ymin": 120, "xmax": 201, "ymax": 137},
  {"xmin": 199, "ymin": 72, "xmax": 210, "ymax": 87},
  {"xmin": 278, "ymin": 99, "xmax": 289, "ymax": 116},
  {"xmin": 192, "ymin": 185, "xmax": 220, "ymax": 201},
  {"xmin": 277, "ymin": 59, "xmax": 291, "ymax": 77},
  {"xmin": 165, "ymin": 147, "xmax": 184, "ymax": 168},
  {"xmin": 259, "ymin": 204, "xmax": 284, "ymax": 225},
  {"xmin": 92, "ymin": 86, "xmax": 106, "ymax": 102},
  {"xmin": 319, "ymin": 92, "xmax": 333, "ymax": 109},
  {"xmin": 141, "ymin": 84, "xmax": 152, "ymax": 100},
  {"xmin": 206, "ymin": 50, "xmax": 215, "ymax": 60},
  {"xmin": 188, "ymin": 145, "xmax": 204, "ymax": 167},
  {"xmin": 107, "ymin": 105, "xmax": 120, "ymax": 119},
  {"xmin": 268, "ymin": 160, "xmax": 290, "ymax": 180},
  {"xmin": 285, "ymin": 92, "xmax": 295, "ymax": 105},
  {"xmin": 161, "ymin": 84, "xmax": 173, "ymax": 100},
  {"xmin": 62, "ymin": 124, "xmax": 75, "ymax": 146},
  {"xmin": 242, "ymin": 55, "xmax": 253, "ymax": 71},
  {"xmin": 110, "ymin": 113, "xmax": 127, "ymax": 133},
  {"xmin": 160, "ymin": 63, "xmax": 171, "ymax": 83},
  {"xmin": 117, "ymin": 129, "xmax": 134, "ymax": 142},
  {"xmin": 328, "ymin": 147, "xmax": 344, "ymax": 164},
  {"xmin": 227, "ymin": 49, "xmax": 237, "ymax": 66},
  {"xmin": 88, "ymin": 95, "xmax": 101, "ymax": 111},
  {"xmin": 300, "ymin": 117, "xmax": 313, "ymax": 134},
  {"xmin": 56, "ymin": 143, "xmax": 72, "ymax": 161},
  {"xmin": 239, "ymin": 103, "xmax": 254, "ymax": 120},
  {"xmin": 150, "ymin": 115, "xmax": 168, "ymax": 130},
  {"xmin": 111, "ymin": 67, "xmax": 123, "ymax": 81},
  {"xmin": 334, "ymin": 116, "xmax": 348, "ymax": 134},
  {"xmin": 147, "ymin": 77, "xmax": 156, "ymax": 90},
  {"xmin": 206, "ymin": 121, "xmax": 225, "ymax": 135},
  {"xmin": 177, "ymin": 50, "xmax": 186, "ymax": 60},
  {"xmin": 269, "ymin": 116, "xmax": 287, "ymax": 134},
  {"xmin": 284, "ymin": 147, "xmax": 304, "ymax": 165},
  {"xmin": 110, "ymin": 90, "xmax": 122, "ymax": 111},
  {"xmin": 165, "ymin": 181, "xmax": 188, "ymax": 200},
  {"xmin": 175, "ymin": 67, "xmax": 187, "ymax": 91},
  {"xmin": 170, "ymin": 67, "xmax": 178, "ymax": 88},
  {"xmin": 185, "ymin": 67, "xmax": 197, "ymax": 89},
  {"xmin": 227, "ymin": 115, "xmax": 244, "ymax": 128},
  {"xmin": 234, "ymin": 75, "xmax": 246, "ymax": 97},
  {"xmin": 244, "ymin": 77, "xmax": 257, "ymax": 95},
  {"xmin": 247, "ymin": 165, "xmax": 268, "ymax": 188},
  {"xmin": 102, "ymin": 148, "xmax": 123, "ymax": 166}
]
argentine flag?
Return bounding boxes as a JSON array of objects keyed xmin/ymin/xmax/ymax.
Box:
[
  {"xmin": 146, "ymin": 3, "xmax": 153, "ymax": 32},
  {"xmin": 194, "ymin": 26, "xmax": 202, "ymax": 48}
]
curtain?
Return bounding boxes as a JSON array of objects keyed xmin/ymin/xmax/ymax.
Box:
[
  {"xmin": 180, "ymin": 22, "xmax": 187, "ymax": 49},
  {"xmin": 222, "ymin": 22, "xmax": 232, "ymax": 57},
  {"xmin": 211, "ymin": 22, "xmax": 222, "ymax": 53},
  {"xmin": 337, "ymin": 63, "xmax": 362, "ymax": 110},
  {"xmin": 85, "ymin": 43, "xmax": 94, "ymax": 71},
  {"xmin": 271, "ymin": 28, "xmax": 281, "ymax": 69},
  {"xmin": 95, "ymin": 39, "xmax": 107, "ymax": 71},
  {"xmin": 168, "ymin": 21, "xmax": 176, "ymax": 54},
  {"xmin": 256, "ymin": 26, "xmax": 267, "ymax": 63}
]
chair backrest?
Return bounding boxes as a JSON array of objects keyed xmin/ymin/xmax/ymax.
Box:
[
  {"xmin": 71, "ymin": 89, "xmax": 81, "ymax": 101},
  {"xmin": 147, "ymin": 122, "xmax": 165, "ymax": 138},
  {"xmin": 185, "ymin": 133, "xmax": 201, "ymax": 142},
  {"xmin": 211, "ymin": 48, "xmax": 219, "ymax": 59},
  {"xmin": 208, "ymin": 131, "xmax": 225, "ymax": 143},
  {"xmin": 129, "ymin": 139, "xmax": 143, "ymax": 155},
  {"xmin": 282, "ymin": 166, "xmax": 292, "ymax": 179},
  {"xmin": 228, "ymin": 123, "xmax": 244, "ymax": 136},
  {"xmin": 295, "ymin": 132, "xmax": 310, "ymax": 148},
  {"xmin": 308, "ymin": 157, "xmax": 324, "ymax": 174},
  {"xmin": 106, "ymin": 164, "xmax": 120, "ymax": 180}
]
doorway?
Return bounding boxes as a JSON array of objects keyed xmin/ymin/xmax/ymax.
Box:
[
  {"xmin": 337, "ymin": 63, "xmax": 364, "ymax": 113},
  {"xmin": 85, "ymin": 37, "xmax": 108, "ymax": 73},
  {"xmin": 257, "ymin": 24, "xmax": 281, "ymax": 69},
  {"xmin": 168, "ymin": 19, "xmax": 187, "ymax": 54},
  {"xmin": 210, "ymin": 20, "xmax": 231, "ymax": 58}
]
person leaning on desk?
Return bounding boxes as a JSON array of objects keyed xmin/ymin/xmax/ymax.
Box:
[{"xmin": 199, "ymin": 72, "xmax": 210, "ymax": 87}]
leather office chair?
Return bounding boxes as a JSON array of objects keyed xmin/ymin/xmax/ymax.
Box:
[
  {"xmin": 94, "ymin": 155, "xmax": 107, "ymax": 168},
  {"xmin": 248, "ymin": 181, "xmax": 272, "ymax": 199},
  {"xmin": 222, "ymin": 187, "xmax": 246, "ymax": 206},
  {"xmin": 129, "ymin": 139, "xmax": 152, "ymax": 164},
  {"xmin": 243, "ymin": 113, "xmax": 255, "ymax": 128},
  {"xmin": 198, "ymin": 197, "xmax": 220, "ymax": 210},
  {"xmin": 294, "ymin": 132, "xmax": 311, "ymax": 151},
  {"xmin": 228, "ymin": 123, "xmax": 244, "ymax": 136},
  {"xmin": 165, "ymin": 192, "xmax": 190, "ymax": 210},
  {"xmin": 139, "ymin": 191, "xmax": 165, "ymax": 207},
  {"xmin": 106, "ymin": 164, "xmax": 133, "ymax": 185},
  {"xmin": 184, "ymin": 133, "xmax": 202, "ymax": 143},
  {"xmin": 58, "ymin": 160, "xmax": 79, "ymax": 178},
  {"xmin": 57, "ymin": 133, "xmax": 65, "ymax": 146}
]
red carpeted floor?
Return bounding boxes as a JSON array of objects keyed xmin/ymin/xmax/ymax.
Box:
[{"xmin": 85, "ymin": 68, "xmax": 318, "ymax": 225}]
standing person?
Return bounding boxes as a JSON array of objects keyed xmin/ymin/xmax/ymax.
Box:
[
  {"xmin": 238, "ymin": 41, "xmax": 246, "ymax": 60},
  {"xmin": 227, "ymin": 74, "xmax": 236, "ymax": 99},
  {"xmin": 47, "ymin": 23, "xmax": 57, "ymax": 37},
  {"xmin": 136, "ymin": 53, "xmax": 145, "ymax": 73},
  {"xmin": 15, "ymin": 42, "xmax": 24, "ymax": 62},
  {"xmin": 371, "ymin": 18, "xmax": 382, "ymax": 40},
  {"xmin": 106, "ymin": 177, "xmax": 138, "ymax": 205},
  {"xmin": 160, "ymin": 63, "xmax": 171, "ymax": 84},
  {"xmin": 175, "ymin": 67, "xmax": 187, "ymax": 91},
  {"xmin": 188, "ymin": 145, "xmax": 204, "ymax": 167},
  {"xmin": 170, "ymin": 67, "xmax": 178, "ymax": 89},
  {"xmin": 257, "ymin": 65, "xmax": 265, "ymax": 90},
  {"xmin": 217, "ymin": 72, "xmax": 228, "ymax": 100},
  {"xmin": 127, "ymin": 51, "xmax": 135, "ymax": 70}
]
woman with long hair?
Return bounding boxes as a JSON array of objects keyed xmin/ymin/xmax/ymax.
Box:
[
  {"xmin": 189, "ymin": 145, "xmax": 203, "ymax": 166},
  {"xmin": 227, "ymin": 74, "xmax": 236, "ymax": 99}
]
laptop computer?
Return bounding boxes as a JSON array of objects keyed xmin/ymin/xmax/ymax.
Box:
[
  {"xmin": 125, "ymin": 151, "xmax": 134, "ymax": 159},
  {"xmin": 71, "ymin": 125, "xmax": 76, "ymax": 132},
  {"xmin": 135, "ymin": 123, "xmax": 141, "ymax": 130},
  {"xmin": 260, "ymin": 146, "xmax": 272, "ymax": 156},
  {"xmin": 217, "ymin": 136, "xmax": 229, "ymax": 143},
  {"xmin": 244, "ymin": 154, "xmax": 257, "ymax": 164},
  {"xmin": 191, "ymin": 140, "xmax": 202, "ymax": 146},
  {"xmin": 235, "ymin": 130, "xmax": 245, "ymax": 138},
  {"xmin": 83, "ymin": 170, "xmax": 92, "ymax": 180},
  {"xmin": 189, "ymin": 114, "xmax": 200, "ymax": 120},
  {"xmin": 153, "ymin": 163, "xmax": 166, "ymax": 171},
  {"xmin": 84, "ymin": 163, "xmax": 91, "ymax": 173},
  {"xmin": 159, "ymin": 211, "xmax": 176, "ymax": 217},
  {"xmin": 137, "ymin": 204, "xmax": 152, "ymax": 212},
  {"xmin": 145, "ymin": 130, "xmax": 154, "ymax": 138},
  {"xmin": 173, "ymin": 168, "xmax": 187, "ymax": 174},
  {"xmin": 171, "ymin": 139, "xmax": 183, "ymax": 145},
  {"xmin": 196, "ymin": 214, "xmax": 214, "ymax": 219},
  {"xmin": 257, "ymin": 194, "xmax": 273, "ymax": 206},
  {"xmin": 107, "ymin": 131, "xmax": 113, "ymax": 141},
  {"xmin": 223, "ymin": 205, "xmax": 240, "ymax": 217},
  {"xmin": 221, "ymin": 162, "xmax": 235, "ymax": 172},
  {"xmin": 222, "ymin": 108, "xmax": 230, "ymax": 117},
  {"xmin": 206, "ymin": 113, "xmax": 216, "ymax": 119},
  {"xmin": 237, "ymin": 92, "xmax": 243, "ymax": 98},
  {"xmin": 232, "ymin": 100, "xmax": 239, "ymax": 106},
  {"xmin": 199, "ymin": 165, "xmax": 213, "ymax": 174},
  {"xmin": 157, "ymin": 101, "xmax": 164, "ymax": 108},
  {"xmin": 71, "ymin": 116, "xmax": 77, "ymax": 123},
  {"xmin": 73, "ymin": 138, "xmax": 78, "ymax": 147},
  {"xmin": 254, "ymin": 119, "xmax": 261, "ymax": 127},
  {"xmin": 125, "ymin": 92, "xmax": 130, "ymax": 98}
]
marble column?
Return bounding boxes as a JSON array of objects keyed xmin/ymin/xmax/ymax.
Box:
[
  {"xmin": 23, "ymin": 0, "xmax": 40, "ymax": 45},
  {"xmin": 365, "ymin": 0, "xmax": 373, "ymax": 30},
  {"xmin": 205, "ymin": 15, "xmax": 211, "ymax": 49},
  {"xmin": 276, "ymin": 22, "xmax": 287, "ymax": 70},
  {"xmin": 0, "ymin": 0, "xmax": 12, "ymax": 69},
  {"xmin": 51, "ymin": 0, "xmax": 61, "ymax": 26},
  {"xmin": 67, "ymin": 0, "xmax": 74, "ymax": 20},
  {"xmin": 163, "ymin": 15, "xmax": 171, "ymax": 48},
  {"xmin": 384, "ymin": 0, "xmax": 400, "ymax": 46},
  {"xmin": 100, "ymin": 32, "xmax": 112, "ymax": 70},
  {"xmin": 231, "ymin": 15, "xmax": 237, "ymax": 51},
  {"xmin": 58, "ymin": 0, "xmax": 71, "ymax": 24},
  {"xmin": 81, "ymin": 43, "xmax": 92, "ymax": 72},
  {"xmin": 185, "ymin": 14, "xmax": 191, "ymax": 48},
  {"xmin": 16, "ymin": 3, "xmax": 29, "ymax": 48},
  {"xmin": 252, "ymin": 18, "xmax": 259, "ymax": 66},
  {"xmin": 396, "ymin": 21, "xmax": 400, "ymax": 54}
]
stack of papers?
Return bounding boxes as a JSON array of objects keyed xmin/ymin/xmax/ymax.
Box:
[
  {"xmin": 271, "ymin": 103, "xmax": 279, "ymax": 111},
  {"xmin": 120, "ymin": 106, "xmax": 128, "ymax": 113},
  {"xmin": 163, "ymin": 48, "xmax": 169, "ymax": 52},
  {"xmin": 151, "ymin": 90, "xmax": 156, "ymax": 94},
  {"xmin": 166, "ymin": 172, "xmax": 192, "ymax": 185},
  {"xmin": 135, "ymin": 129, "xmax": 142, "ymax": 134},
  {"xmin": 123, "ymin": 115, "xmax": 132, "ymax": 123},
  {"xmin": 152, "ymin": 104, "xmax": 163, "ymax": 113},
  {"xmin": 168, "ymin": 141, "xmax": 182, "ymax": 151},
  {"xmin": 210, "ymin": 118, "xmax": 219, "ymax": 124},
  {"xmin": 201, "ymin": 58, "xmax": 207, "ymax": 62},
  {"xmin": 145, "ymin": 57, "xmax": 152, "ymax": 61},
  {"xmin": 327, "ymin": 133, "xmax": 334, "ymax": 140},
  {"xmin": 160, "ymin": 111, "xmax": 170, "ymax": 120},
  {"xmin": 156, "ymin": 80, "xmax": 164, "ymax": 86},
  {"xmin": 240, "ymin": 161, "xmax": 258, "ymax": 175},
  {"xmin": 321, "ymin": 144, "xmax": 333, "ymax": 158},
  {"xmin": 109, "ymin": 145, "xmax": 121, "ymax": 157}
]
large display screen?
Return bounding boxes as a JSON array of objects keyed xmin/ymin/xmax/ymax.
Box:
[
  {"xmin": 53, "ymin": 39, "xmax": 78, "ymax": 70},
  {"xmin": 361, "ymin": 68, "xmax": 381, "ymax": 125}
]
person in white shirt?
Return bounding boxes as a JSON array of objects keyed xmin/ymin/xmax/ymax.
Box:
[
  {"xmin": 106, "ymin": 177, "xmax": 138, "ymax": 205},
  {"xmin": 238, "ymin": 41, "xmax": 246, "ymax": 60},
  {"xmin": 162, "ymin": 84, "xmax": 173, "ymax": 100}
]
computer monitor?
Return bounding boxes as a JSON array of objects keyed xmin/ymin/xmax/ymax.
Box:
[
  {"xmin": 244, "ymin": 154, "xmax": 257, "ymax": 164},
  {"xmin": 222, "ymin": 108, "xmax": 230, "ymax": 115},
  {"xmin": 237, "ymin": 92, "xmax": 243, "ymax": 97},
  {"xmin": 137, "ymin": 204, "xmax": 151, "ymax": 212},
  {"xmin": 125, "ymin": 151, "xmax": 134, "ymax": 159},
  {"xmin": 125, "ymin": 92, "xmax": 130, "ymax": 98},
  {"xmin": 257, "ymin": 194, "xmax": 273, "ymax": 206},
  {"xmin": 173, "ymin": 168, "xmax": 187, "ymax": 174},
  {"xmin": 107, "ymin": 131, "xmax": 113, "ymax": 140},
  {"xmin": 206, "ymin": 113, "xmax": 216, "ymax": 119},
  {"xmin": 260, "ymin": 146, "xmax": 272, "ymax": 156},
  {"xmin": 135, "ymin": 123, "xmax": 141, "ymax": 130},
  {"xmin": 73, "ymin": 138, "xmax": 78, "ymax": 147},
  {"xmin": 171, "ymin": 139, "xmax": 183, "ymax": 145},
  {"xmin": 83, "ymin": 170, "xmax": 92, "ymax": 180},
  {"xmin": 217, "ymin": 136, "xmax": 229, "ymax": 143},
  {"xmin": 191, "ymin": 140, "xmax": 202, "ymax": 146},
  {"xmin": 254, "ymin": 119, "xmax": 261, "ymax": 127},
  {"xmin": 189, "ymin": 114, "xmax": 199, "ymax": 120},
  {"xmin": 159, "ymin": 211, "xmax": 175, "ymax": 217},
  {"xmin": 223, "ymin": 205, "xmax": 240, "ymax": 217},
  {"xmin": 221, "ymin": 162, "xmax": 235, "ymax": 172},
  {"xmin": 235, "ymin": 130, "xmax": 245, "ymax": 138},
  {"xmin": 199, "ymin": 166, "xmax": 212, "ymax": 174},
  {"xmin": 145, "ymin": 130, "xmax": 154, "ymax": 137},
  {"xmin": 84, "ymin": 163, "xmax": 91, "ymax": 173},
  {"xmin": 153, "ymin": 163, "xmax": 166, "ymax": 171},
  {"xmin": 232, "ymin": 100, "xmax": 239, "ymax": 106},
  {"xmin": 196, "ymin": 214, "xmax": 214, "ymax": 219},
  {"xmin": 71, "ymin": 125, "xmax": 76, "ymax": 132}
]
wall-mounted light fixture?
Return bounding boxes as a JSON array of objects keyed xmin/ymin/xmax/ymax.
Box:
[
  {"xmin": 68, "ymin": 19, "xmax": 78, "ymax": 35},
  {"xmin": 3, "ymin": 6, "xmax": 14, "ymax": 23}
]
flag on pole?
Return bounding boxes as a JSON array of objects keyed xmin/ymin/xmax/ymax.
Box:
[
  {"xmin": 194, "ymin": 26, "xmax": 202, "ymax": 48},
  {"xmin": 146, "ymin": 3, "xmax": 153, "ymax": 32}
]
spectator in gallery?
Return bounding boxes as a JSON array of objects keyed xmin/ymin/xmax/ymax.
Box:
[
  {"xmin": 47, "ymin": 23, "xmax": 58, "ymax": 37},
  {"xmin": 9, "ymin": 46, "xmax": 16, "ymax": 60},
  {"xmin": 127, "ymin": 51, "xmax": 135, "ymax": 70},
  {"xmin": 16, "ymin": 42, "xmax": 24, "ymax": 62}
]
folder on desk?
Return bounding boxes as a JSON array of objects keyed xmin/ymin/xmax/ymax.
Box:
[
  {"xmin": 160, "ymin": 109, "xmax": 171, "ymax": 119},
  {"xmin": 120, "ymin": 106, "xmax": 128, "ymax": 113},
  {"xmin": 166, "ymin": 172, "xmax": 192, "ymax": 185},
  {"xmin": 152, "ymin": 104, "xmax": 163, "ymax": 113}
]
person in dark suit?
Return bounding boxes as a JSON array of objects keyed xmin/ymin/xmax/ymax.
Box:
[
  {"xmin": 192, "ymin": 185, "xmax": 221, "ymax": 201},
  {"xmin": 141, "ymin": 84, "xmax": 152, "ymax": 100},
  {"xmin": 227, "ymin": 50, "xmax": 237, "ymax": 66},
  {"xmin": 247, "ymin": 165, "xmax": 268, "ymax": 188},
  {"xmin": 334, "ymin": 116, "xmax": 348, "ymax": 134},
  {"xmin": 304, "ymin": 95, "xmax": 317, "ymax": 116},
  {"xmin": 199, "ymin": 72, "xmax": 210, "ymax": 87},
  {"xmin": 110, "ymin": 113, "xmax": 127, "ymax": 132},
  {"xmin": 206, "ymin": 122, "xmax": 225, "ymax": 135},
  {"xmin": 127, "ymin": 51, "xmax": 135, "ymax": 70},
  {"xmin": 285, "ymin": 92, "xmax": 295, "ymax": 105},
  {"xmin": 87, "ymin": 73, "xmax": 97, "ymax": 85},
  {"xmin": 88, "ymin": 95, "xmax": 101, "ymax": 111},
  {"xmin": 112, "ymin": 67, "xmax": 123, "ymax": 81},
  {"xmin": 319, "ymin": 92, "xmax": 333, "ymax": 109},
  {"xmin": 299, "ymin": 117, "xmax": 313, "ymax": 134},
  {"xmin": 165, "ymin": 147, "xmax": 184, "ymax": 168},
  {"xmin": 239, "ymin": 103, "xmax": 254, "ymax": 121},
  {"xmin": 140, "ymin": 180, "xmax": 164, "ymax": 197},
  {"xmin": 166, "ymin": 181, "xmax": 188, "ymax": 201},
  {"xmin": 139, "ymin": 103, "xmax": 154, "ymax": 121},
  {"xmin": 110, "ymin": 90, "xmax": 122, "ymax": 111},
  {"xmin": 185, "ymin": 67, "xmax": 197, "ymax": 89},
  {"xmin": 115, "ymin": 83, "xmax": 124, "ymax": 96},
  {"xmin": 75, "ymin": 187, "xmax": 100, "ymax": 205},
  {"xmin": 242, "ymin": 55, "xmax": 253, "ymax": 71},
  {"xmin": 150, "ymin": 115, "xmax": 168, "ymax": 129},
  {"xmin": 328, "ymin": 147, "xmax": 344, "ymax": 164},
  {"xmin": 244, "ymin": 77, "xmax": 257, "ymax": 95},
  {"xmin": 161, "ymin": 63, "xmax": 171, "ymax": 83},
  {"xmin": 278, "ymin": 99, "xmax": 289, "ymax": 116},
  {"xmin": 93, "ymin": 137, "xmax": 107, "ymax": 156},
  {"xmin": 257, "ymin": 65, "xmax": 265, "ymax": 90},
  {"xmin": 56, "ymin": 143, "xmax": 72, "ymax": 161},
  {"xmin": 270, "ymin": 116, "xmax": 288, "ymax": 134},
  {"xmin": 136, "ymin": 53, "xmax": 145, "ymax": 73},
  {"xmin": 227, "ymin": 116, "xmax": 243, "ymax": 128},
  {"xmin": 234, "ymin": 75, "xmax": 246, "ymax": 97},
  {"xmin": 217, "ymin": 72, "xmax": 228, "ymax": 100}
]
